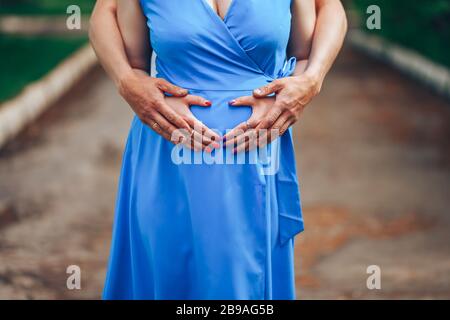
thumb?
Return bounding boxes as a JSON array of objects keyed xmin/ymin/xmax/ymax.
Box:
[
  {"xmin": 157, "ymin": 79, "xmax": 188, "ymax": 97},
  {"xmin": 184, "ymin": 94, "xmax": 212, "ymax": 107},
  {"xmin": 253, "ymin": 80, "xmax": 283, "ymax": 97},
  {"xmin": 229, "ymin": 96, "xmax": 254, "ymax": 107}
]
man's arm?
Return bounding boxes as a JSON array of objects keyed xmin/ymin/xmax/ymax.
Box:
[
  {"xmin": 302, "ymin": 0, "xmax": 348, "ymax": 91},
  {"xmin": 88, "ymin": 0, "xmax": 219, "ymax": 148},
  {"xmin": 288, "ymin": 0, "xmax": 316, "ymax": 73},
  {"xmin": 255, "ymin": 0, "xmax": 347, "ymax": 97},
  {"xmin": 89, "ymin": 0, "xmax": 134, "ymax": 88},
  {"xmin": 230, "ymin": 0, "xmax": 347, "ymax": 150}
]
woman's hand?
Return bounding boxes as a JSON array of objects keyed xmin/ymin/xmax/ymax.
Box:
[
  {"xmin": 223, "ymin": 96, "xmax": 278, "ymax": 153},
  {"xmin": 223, "ymin": 73, "xmax": 321, "ymax": 153},
  {"xmin": 164, "ymin": 96, "xmax": 221, "ymax": 151},
  {"xmin": 118, "ymin": 69, "xmax": 220, "ymax": 150}
]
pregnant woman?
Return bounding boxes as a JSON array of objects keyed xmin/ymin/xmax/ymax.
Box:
[{"xmin": 89, "ymin": 0, "xmax": 346, "ymax": 299}]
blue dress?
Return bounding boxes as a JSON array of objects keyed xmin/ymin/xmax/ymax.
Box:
[{"xmin": 103, "ymin": 0, "xmax": 304, "ymax": 300}]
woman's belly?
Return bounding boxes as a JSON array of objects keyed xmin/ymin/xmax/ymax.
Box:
[{"xmin": 188, "ymin": 89, "xmax": 253, "ymax": 135}]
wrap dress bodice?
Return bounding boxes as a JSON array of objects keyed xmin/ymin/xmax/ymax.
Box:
[
  {"xmin": 144, "ymin": 0, "xmax": 294, "ymax": 90},
  {"xmin": 103, "ymin": 0, "xmax": 304, "ymax": 300}
]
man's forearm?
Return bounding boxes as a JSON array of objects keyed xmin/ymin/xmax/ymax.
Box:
[
  {"xmin": 304, "ymin": 0, "xmax": 347, "ymax": 88},
  {"xmin": 89, "ymin": 0, "xmax": 135, "ymax": 87}
]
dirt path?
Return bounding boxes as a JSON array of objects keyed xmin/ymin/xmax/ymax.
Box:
[
  {"xmin": 294, "ymin": 47, "xmax": 450, "ymax": 299},
  {"xmin": 0, "ymin": 47, "xmax": 449, "ymax": 299},
  {"xmin": 0, "ymin": 67, "xmax": 132, "ymax": 299}
]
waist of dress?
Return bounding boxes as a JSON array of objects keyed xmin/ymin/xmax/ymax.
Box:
[
  {"xmin": 155, "ymin": 57, "xmax": 297, "ymax": 92},
  {"xmin": 157, "ymin": 74, "xmax": 274, "ymax": 92}
]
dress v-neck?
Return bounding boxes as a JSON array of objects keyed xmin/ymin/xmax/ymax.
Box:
[{"xmin": 199, "ymin": 0, "xmax": 237, "ymax": 23}]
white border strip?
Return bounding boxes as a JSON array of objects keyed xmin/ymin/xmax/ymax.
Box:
[
  {"xmin": 0, "ymin": 44, "xmax": 97, "ymax": 149},
  {"xmin": 348, "ymin": 29, "xmax": 450, "ymax": 99}
]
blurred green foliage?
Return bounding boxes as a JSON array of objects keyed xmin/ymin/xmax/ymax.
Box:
[
  {"xmin": 352, "ymin": 0, "xmax": 450, "ymax": 68},
  {"xmin": 0, "ymin": 34, "xmax": 87, "ymax": 102},
  {"xmin": 0, "ymin": 0, "xmax": 95, "ymax": 15}
]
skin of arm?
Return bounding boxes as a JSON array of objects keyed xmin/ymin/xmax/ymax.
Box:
[
  {"xmin": 248, "ymin": 0, "xmax": 348, "ymax": 145},
  {"xmin": 225, "ymin": 0, "xmax": 335, "ymax": 152},
  {"xmin": 89, "ymin": 0, "xmax": 220, "ymax": 150},
  {"xmin": 90, "ymin": 0, "xmax": 347, "ymax": 152},
  {"xmin": 89, "ymin": 0, "xmax": 143, "ymax": 86},
  {"xmin": 300, "ymin": 0, "xmax": 348, "ymax": 85}
]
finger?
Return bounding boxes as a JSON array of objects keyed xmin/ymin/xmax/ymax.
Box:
[
  {"xmin": 154, "ymin": 100, "xmax": 211, "ymax": 148},
  {"xmin": 255, "ymin": 107, "xmax": 283, "ymax": 130},
  {"xmin": 184, "ymin": 94, "xmax": 211, "ymax": 107},
  {"xmin": 146, "ymin": 112, "xmax": 178, "ymax": 143},
  {"xmin": 232, "ymin": 128, "xmax": 257, "ymax": 147},
  {"xmin": 258, "ymin": 115, "xmax": 294, "ymax": 148},
  {"xmin": 265, "ymin": 113, "xmax": 291, "ymax": 145},
  {"xmin": 146, "ymin": 112, "xmax": 204, "ymax": 151},
  {"xmin": 184, "ymin": 132, "xmax": 205, "ymax": 152},
  {"xmin": 234, "ymin": 140, "xmax": 255, "ymax": 154},
  {"xmin": 270, "ymin": 111, "xmax": 291, "ymax": 136},
  {"xmin": 170, "ymin": 125, "xmax": 189, "ymax": 142},
  {"xmin": 173, "ymin": 126, "xmax": 203, "ymax": 151},
  {"xmin": 180, "ymin": 136, "xmax": 203, "ymax": 152},
  {"xmin": 191, "ymin": 118, "xmax": 221, "ymax": 143},
  {"xmin": 233, "ymin": 129, "xmax": 258, "ymax": 153},
  {"xmin": 184, "ymin": 96, "xmax": 221, "ymax": 147},
  {"xmin": 147, "ymin": 121, "xmax": 172, "ymax": 141},
  {"xmin": 279, "ymin": 117, "xmax": 295, "ymax": 136},
  {"xmin": 223, "ymin": 112, "xmax": 259, "ymax": 146},
  {"xmin": 253, "ymin": 80, "xmax": 284, "ymax": 97},
  {"xmin": 185, "ymin": 116, "xmax": 221, "ymax": 148},
  {"xmin": 190, "ymin": 130, "xmax": 216, "ymax": 151},
  {"xmin": 156, "ymin": 79, "xmax": 188, "ymax": 97},
  {"xmin": 223, "ymin": 122, "xmax": 249, "ymax": 147},
  {"xmin": 155, "ymin": 101, "xmax": 191, "ymax": 131},
  {"xmin": 224, "ymin": 121, "xmax": 258, "ymax": 147},
  {"xmin": 229, "ymin": 96, "xmax": 254, "ymax": 106},
  {"xmin": 233, "ymin": 130, "xmax": 259, "ymax": 154},
  {"xmin": 233, "ymin": 140, "xmax": 249, "ymax": 154},
  {"xmin": 180, "ymin": 123, "xmax": 207, "ymax": 149}
]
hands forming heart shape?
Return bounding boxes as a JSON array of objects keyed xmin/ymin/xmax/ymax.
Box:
[{"xmin": 119, "ymin": 69, "xmax": 320, "ymax": 153}]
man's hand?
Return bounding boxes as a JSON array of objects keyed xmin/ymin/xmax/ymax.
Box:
[
  {"xmin": 118, "ymin": 69, "xmax": 220, "ymax": 150},
  {"xmin": 252, "ymin": 73, "xmax": 321, "ymax": 131},
  {"xmin": 223, "ymin": 73, "xmax": 321, "ymax": 153}
]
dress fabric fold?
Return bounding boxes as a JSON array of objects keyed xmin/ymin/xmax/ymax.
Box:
[{"xmin": 103, "ymin": 0, "xmax": 304, "ymax": 300}]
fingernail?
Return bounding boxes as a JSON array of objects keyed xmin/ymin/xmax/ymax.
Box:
[
  {"xmin": 254, "ymin": 89, "xmax": 262, "ymax": 95},
  {"xmin": 229, "ymin": 100, "xmax": 236, "ymax": 105},
  {"xmin": 205, "ymin": 101, "xmax": 212, "ymax": 106},
  {"xmin": 205, "ymin": 147, "xmax": 212, "ymax": 153}
]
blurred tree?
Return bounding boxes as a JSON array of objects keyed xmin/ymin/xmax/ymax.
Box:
[
  {"xmin": 0, "ymin": 0, "xmax": 32, "ymax": 6},
  {"xmin": 352, "ymin": 0, "xmax": 450, "ymax": 67},
  {"xmin": 0, "ymin": 0, "xmax": 96, "ymax": 15}
]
